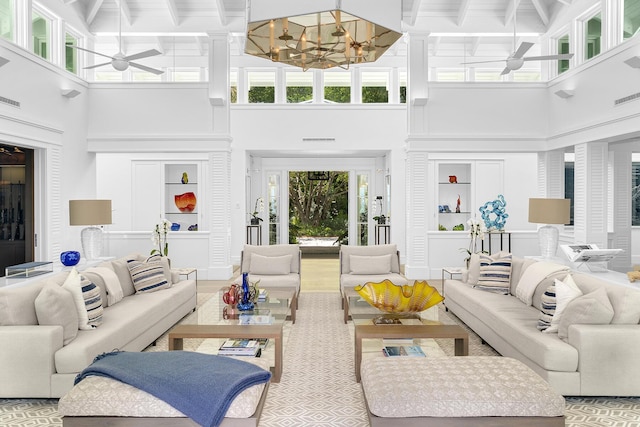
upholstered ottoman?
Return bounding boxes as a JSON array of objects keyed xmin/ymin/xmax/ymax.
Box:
[
  {"xmin": 360, "ymin": 356, "xmax": 565, "ymax": 427},
  {"xmin": 58, "ymin": 358, "xmax": 271, "ymax": 427}
]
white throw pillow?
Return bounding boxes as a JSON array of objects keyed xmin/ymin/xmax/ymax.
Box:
[
  {"xmin": 35, "ymin": 282, "xmax": 79, "ymax": 345},
  {"xmin": 515, "ymin": 261, "xmax": 570, "ymax": 306},
  {"xmin": 542, "ymin": 274, "xmax": 582, "ymax": 334},
  {"xmin": 349, "ymin": 254, "xmax": 392, "ymax": 275},
  {"xmin": 250, "ymin": 254, "xmax": 292, "ymax": 275},
  {"xmin": 466, "ymin": 252, "xmax": 481, "ymax": 285},
  {"xmin": 558, "ymin": 288, "xmax": 614, "ymax": 340}
]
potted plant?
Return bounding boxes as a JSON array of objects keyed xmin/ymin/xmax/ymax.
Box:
[{"xmin": 249, "ymin": 197, "xmax": 264, "ymax": 225}]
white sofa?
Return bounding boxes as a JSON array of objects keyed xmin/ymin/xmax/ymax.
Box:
[
  {"xmin": 339, "ymin": 244, "xmax": 408, "ymax": 301},
  {"xmin": 233, "ymin": 244, "xmax": 301, "ymax": 296},
  {"xmin": 0, "ymin": 253, "xmax": 196, "ymax": 398},
  {"xmin": 444, "ymin": 255, "xmax": 640, "ymax": 396}
]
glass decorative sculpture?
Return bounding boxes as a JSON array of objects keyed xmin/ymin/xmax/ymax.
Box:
[
  {"xmin": 354, "ymin": 279, "xmax": 444, "ymax": 314},
  {"xmin": 60, "ymin": 251, "xmax": 81, "ymax": 267},
  {"xmin": 237, "ymin": 272, "xmax": 256, "ymax": 311},
  {"xmin": 479, "ymin": 194, "xmax": 508, "ymax": 231},
  {"xmin": 174, "ymin": 192, "xmax": 197, "ymax": 212}
]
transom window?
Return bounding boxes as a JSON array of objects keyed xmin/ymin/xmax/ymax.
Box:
[
  {"xmin": 624, "ymin": 0, "xmax": 640, "ymax": 40},
  {"xmin": 0, "ymin": 0, "xmax": 13, "ymax": 42},
  {"xmin": 286, "ymin": 71, "xmax": 313, "ymax": 103},
  {"xmin": 32, "ymin": 10, "xmax": 50, "ymax": 60},
  {"xmin": 65, "ymin": 32, "xmax": 78, "ymax": 74},
  {"xmin": 324, "ymin": 72, "xmax": 351, "ymax": 103},
  {"xmin": 585, "ymin": 13, "xmax": 602, "ymax": 60},
  {"xmin": 557, "ymin": 34, "xmax": 570, "ymax": 75},
  {"xmin": 248, "ymin": 71, "xmax": 275, "ymax": 104},
  {"xmin": 361, "ymin": 71, "xmax": 389, "ymax": 103}
]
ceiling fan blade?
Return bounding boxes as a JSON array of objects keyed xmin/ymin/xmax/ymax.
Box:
[
  {"xmin": 523, "ymin": 53, "xmax": 574, "ymax": 61},
  {"xmin": 84, "ymin": 61, "xmax": 112, "ymax": 70},
  {"xmin": 461, "ymin": 59, "xmax": 506, "ymax": 65},
  {"xmin": 513, "ymin": 42, "xmax": 534, "ymax": 59},
  {"xmin": 500, "ymin": 66, "xmax": 512, "ymax": 75},
  {"xmin": 73, "ymin": 45, "xmax": 115, "ymax": 61},
  {"xmin": 124, "ymin": 49, "xmax": 162, "ymax": 61},
  {"xmin": 128, "ymin": 62, "xmax": 164, "ymax": 75}
]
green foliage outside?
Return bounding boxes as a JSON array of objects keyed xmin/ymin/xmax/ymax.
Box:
[
  {"xmin": 362, "ymin": 86, "xmax": 388, "ymax": 103},
  {"xmin": 287, "ymin": 86, "xmax": 313, "ymax": 103},
  {"xmin": 248, "ymin": 86, "xmax": 275, "ymax": 103},
  {"xmin": 324, "ymin": 86, "xmax": 350, "ymax": 103},
  {"xmin": 400, "ymin": 86, "xmax": 407, "ymax": 103},
  {"xmin": 289, "ymin": 171, "xmax": 349, "ymax": 245},
  {"xmin": 230, "ymin": 86, "xmax": 237, "ymax": 103}
]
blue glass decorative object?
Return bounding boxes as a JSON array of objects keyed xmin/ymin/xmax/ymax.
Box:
[
  {"xmin": 170, "ymin": 222, "xmax": 180, "ymax": 231},
  {"xmin": 237, "ymin": 272, "xmax": 255, "ymax": 311},
  {"xmin": 60, "ymin": 250, "xmax": 81, "ymax": 267},
  {"xmin": 479, "ymin": 194, "xmax": 509, "ymax": 231}
]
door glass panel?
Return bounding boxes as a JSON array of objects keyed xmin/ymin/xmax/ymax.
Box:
[
  {"xmin": 0, "ymin": 0, "xmax": 14, "ymax": 42},
  {"xmin": 268, "ymin": 174, "xmax": 280, "ymax": 245},
  {"xmin": 357, "ymin": 173, "xmax": 369, "ymax": 245}
]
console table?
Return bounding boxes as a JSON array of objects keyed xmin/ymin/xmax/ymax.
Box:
[{"xmin": 481, "ymin": 231, "xmax": 511, "ymax": 254}]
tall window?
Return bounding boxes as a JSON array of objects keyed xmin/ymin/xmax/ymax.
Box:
[
  {"xmin": 435, "ymin": 69, "xmax": 465, "ymax": 82},
  {"xmin": 474, "ymin": 69, "xmax": 502, "ymax": 81},
  {"xmin": 132, "ymin": 70, "xmax": 162, "ymax": 82},
  {"xmin": 230, "ymin": 70, "xmax": 237, "ymax": 103},
  {"xmin": 564, "ymin": 161, "xmax": 575, "ymax": 226},
  {"xmin": 633, "ymin": 162, "xmax": 640, "ymax": 225},
  {"xmin": 0, "ymin": 0, "xmax": 13, "ymax": 41},
  {"xmin": 171, "ymin": 68, "xmax": 200, "ymax": 82},
  {"xmin": 361, "ymin": 71, "xmax": 389, "ymax": 103},
  {"xmin": 32, "ymin": 10, "xmax": 50, "ymax": 60},
  {"xmin": 248, "ymin": 71, "xmax": 275, "ymax": 103},
  {"xmin": 585, "ymin": 13, "xmax": 602, "ymax": 60},
  {"xmin": 357, "ymin": 173, "xmax": 369, "ymax": 245},
  {"xmin": 324, "ymin": 72, "xmax": 351, "ymax": 103},
  {"xmin": 557, "ymin": 35, "xmax": 570, "ymax": 74},
  {"xmin": 399, "ymin": 71, "xmax": 407, "ymax": 104},
  {"xmin": 512, "ymin": 70, "xmax": 541, "ymax": 81},
  {"xmin": 286, "ymin": 71, "xmax": 313, "ymax": 103},
  {"xmin": 624, "ymin": 0, "xmax": 640, "ymax": 40},
  {"xmin": 65, "ymin": 32, "xmax": 78, "ymax": 74}
]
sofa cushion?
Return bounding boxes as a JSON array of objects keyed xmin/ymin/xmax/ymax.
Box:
[
  {"xmin": 340, "ymin": 244, "xmax": 400, "ymax": 274},
  {"xmin": 475, "ymin": 253, "xmax": 512, "ymax": 294},
  {"xmin": 233, "ymin": 273, "xmax": 300, "ymax": 290},
  {"xmin": 127, "ymin": 259, "xmax": 171, "ymax": 294},
  {"xmin": 543, "ymin": 274, "xmax": 582, "ymax": 334},
  {"xmin": 82, "ymin": 267, "xmax": 123, "ymax": 307},
  {"xmin": 35, "ymin": 282, "xmax": 79, "ymax": 345},
  {"xmin": 340, "ymin": 273, "xmax": 409, "ymax": 291},
  {"xmin": 147, "ymin": 254, "xmax": 173, "ymax": 285},
  {"xmin": 0, "ymin": 279, "xmax": 48, "ymax": 325},
  {"xmin": 108, "ymin": 258, "xmax": 137, "ymax": 297},
  {"xmin": 249, "ymin": 253, "xmax": 292, "ymax": 275},
  {"xmin": 572, "ymin": 273, "xmax": 640, "ymax": 325},
  {"xmin": 62, "ymin": 268, "xmax": 104, "ymax": 330},
  {"xmin": 515, "ymin": 261, "xmax": 570, "ymax": 306},
  {"xmin": 558, "ymin": 287, "xmax": 614, "ymax": 340},
  {"xmin": 537, "ymin": 283, "xmax": 556, "ymax": 331},
  {"xmin": 349, "ymin": 254, "xmax": 391, "ymax": 275},
  {"xmin": 509, "ymin": 257, "xmax": 537, "ymax": 295},
  {"xmin": 242, "ymin": 244, "xmax": 300, "ymax": 274}
]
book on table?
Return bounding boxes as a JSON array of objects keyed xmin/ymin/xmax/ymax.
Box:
[
  {"xmin": 383, "ymin": 345, "xmax": 426, "ymax": 357},
  {"xmin": 218, "ymin": 339, "xmax": 262, "ymax": 356}
]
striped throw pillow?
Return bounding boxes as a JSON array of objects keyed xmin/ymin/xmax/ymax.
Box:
[
  {"xmin": 80, "ymin": 275, "xmax": 103, "ymax": 328},
  {"xmin": 128, "ymin": 259, "xmax": 171, "ymax": 294},
  {"xmin": 537, "ymin": 283, "xmax": 556, "ymax": 331},
  {"xmin": 475, "ymin": 253, "xmax": 512, "ymax": 294}
]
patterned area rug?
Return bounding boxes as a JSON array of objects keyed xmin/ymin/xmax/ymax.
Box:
[{"xmin": 2, "ymin": 292, "xmax": 640, "ymax": 426}]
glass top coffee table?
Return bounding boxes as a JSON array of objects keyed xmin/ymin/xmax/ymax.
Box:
[
  {"xmin": 345, "ymin": 289, "xmax": 469, "ymax": 382},
  {"xmin": 167, "ymin": 287, "xmax": 295, "ymax": 383}
]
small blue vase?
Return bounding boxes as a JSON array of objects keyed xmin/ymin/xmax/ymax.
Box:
[
  {"xmin": 237, "ymin": 272, "xmax": 255, "ymax": 311},
  {"xmin": 60, "ymin": 251, "xmax": 81, "ymax": 267},
  {"xmin": 171, "ymin": 222, "xmax": 180, "ymax": 231}
]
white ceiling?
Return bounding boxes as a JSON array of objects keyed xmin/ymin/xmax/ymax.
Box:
[{"xmin": 59, "ymin": 0, "xmax": 575, "ymax": 68}]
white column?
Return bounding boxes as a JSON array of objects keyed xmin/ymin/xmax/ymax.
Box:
[
  {"xmin": 574, "ymin": 142, "xmax": 608, "ymax": 248},
  {"xmin": 407, "ymin": 32, "xmax": 430, "ymax": 135},
  {"xmin": 208, "ymin": 32, "xmax": 230, "ymax": 135},
  {"xmin": 609, "ymin": 143, "xmax": 632, "ymax": 271}
]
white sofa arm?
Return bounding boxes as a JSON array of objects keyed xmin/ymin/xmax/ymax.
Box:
[
  {"xmin": 0, "ymin": 325, "xmax": 63, "ymax": 397},
  {"xmin": 568, "ymin": 324, "xmax": 640, "ymax": 396}
]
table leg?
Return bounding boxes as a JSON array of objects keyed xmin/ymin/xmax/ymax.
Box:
[
  {"xmin": 169, "ymin": 336, "xmax": 183, "ymax": 351},
  {"xmin": 343, "ymin": 295, "xmax": 349, "ymax": 324},
  {"xmin": 290, "ymin": 293, "xmax": 297, "ymax": 324},
  {"xmin": 454, "ymin": 337, "xmax": 469, "ymax": 356},
  {"xmin": 273, "ymin": 334, "xmax": 282, "ymax": 383},
  {"xmin": 354, "ymin": 332, "xmax": 362, "ymax": 382}
]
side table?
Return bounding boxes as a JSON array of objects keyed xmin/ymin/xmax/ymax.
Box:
[
  {"xmin": 174, "ymin": 267, "xmax": 197, "ymax": 285},
  {"xmin": 374, "ymin": 224, "xmax": 390, "ymax": 245},
  {"xmin": 246, "ymin": 225, "xmax": 262, "ymax": 245},
  {"xmin": 441, "ymin": 267, "xmax": 463, "ymax": 311}
]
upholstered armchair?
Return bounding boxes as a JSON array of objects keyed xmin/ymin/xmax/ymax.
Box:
[
  {"xmin": 339, "ymin": 244, "xmax": 408, "ymax": 304},
  {"xmin": 233, "ymin": 244, "xmax": 301, "ymax": 297}
]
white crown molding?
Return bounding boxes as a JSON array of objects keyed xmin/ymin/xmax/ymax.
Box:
[{"xmin": 87, "ymin": 134, "xmax": 232, "ymax": 152}]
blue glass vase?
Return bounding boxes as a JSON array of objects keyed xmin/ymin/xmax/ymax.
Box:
[
  {"xmin": 60, "ymin": 251, "xmax": 81, "ymax": 267},
  {"xmin": 237, "ymin": 272, "xmax": 255, "ymax": 311}
]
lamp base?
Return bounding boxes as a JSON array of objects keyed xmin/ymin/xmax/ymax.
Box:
[
  {"xmin": 538, "ymin": 225, "xmax": 559, "ymax": 259},
  {"xmin": 81, "ymin": 226, "xmax": 103, "ymax": 261}
]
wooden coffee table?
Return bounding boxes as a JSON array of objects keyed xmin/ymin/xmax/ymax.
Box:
[{"xmin": 167, "ymin": 287, "xmax": 295, "ymax": 383}]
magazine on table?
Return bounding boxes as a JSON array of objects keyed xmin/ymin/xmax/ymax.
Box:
[
  {"xmin": 560, "ymin": 244, "xmax": 623, "ymax": 263},
  {"xmin": 218, "ymin": 339, "xmax": 262, "ymax": 356},
  {"xmin": 382, "ymin": 345, "xmax": 426, "ymax": 357}
]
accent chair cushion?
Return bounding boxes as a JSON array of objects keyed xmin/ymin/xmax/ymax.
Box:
[
  {"xmin": 349, "ymin": 254, "xmax": 392, "ymax": 275},
  {"xmin": 249, "ymin": 254, "xmax": 292, "ymax": 275},
  {"xmin": 558, "ymin": 287, "xmax": 614, "ymax": 340},
  {"xmin": 475, "ymin": 253, "xmax": 512, "ymax": 294},
  {"xmin": 127, "ymin": 258, "xmax": 171, "ymax": 294},
  {"xmin": 35, "ymin": 282, "xmax": 79, "ymax": 345}
]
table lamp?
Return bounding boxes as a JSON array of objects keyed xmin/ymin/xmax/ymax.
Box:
[
  {"xmin": 528, "ymin": 198, "xmax": 571, "ymax": 259},
  {"xmin": 69, "ymin": 200, "xmax": 112, "ymax": 260}
]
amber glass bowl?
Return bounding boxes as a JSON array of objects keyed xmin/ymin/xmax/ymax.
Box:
[{"xmin": 354, "ymin": 279, "xmax": 444, "ymax": 314}]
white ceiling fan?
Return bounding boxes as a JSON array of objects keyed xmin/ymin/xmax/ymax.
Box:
[
  {"xmin": 462, "ymin": 0, "xmax": 574, "ymax": 75},
  {"xmin": 75, "ymin": 2, "xmax": 163, "ymax": 75}
]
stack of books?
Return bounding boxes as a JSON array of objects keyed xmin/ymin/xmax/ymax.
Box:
[
  {"xmin": 218, "ymin": 338, "xmax": 268, "ymax": 357},
  {"xmin": 382, "ymin": 345, "xmax": 426, "ymax": 357}
]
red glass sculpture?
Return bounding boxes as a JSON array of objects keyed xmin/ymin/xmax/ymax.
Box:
[{"xmin": 175, "ymin": 192, "xmax": 197, "ymax": 212}]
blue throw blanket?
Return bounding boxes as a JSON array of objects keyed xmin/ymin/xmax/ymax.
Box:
[{"xmin": 75, "ymin": 351, "xmax": 271, "ymax": 427}]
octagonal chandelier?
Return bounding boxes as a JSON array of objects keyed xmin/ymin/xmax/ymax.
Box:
[{"xmin": 245, "ymin": 0, "xmax": 402, "ymax": 71}]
